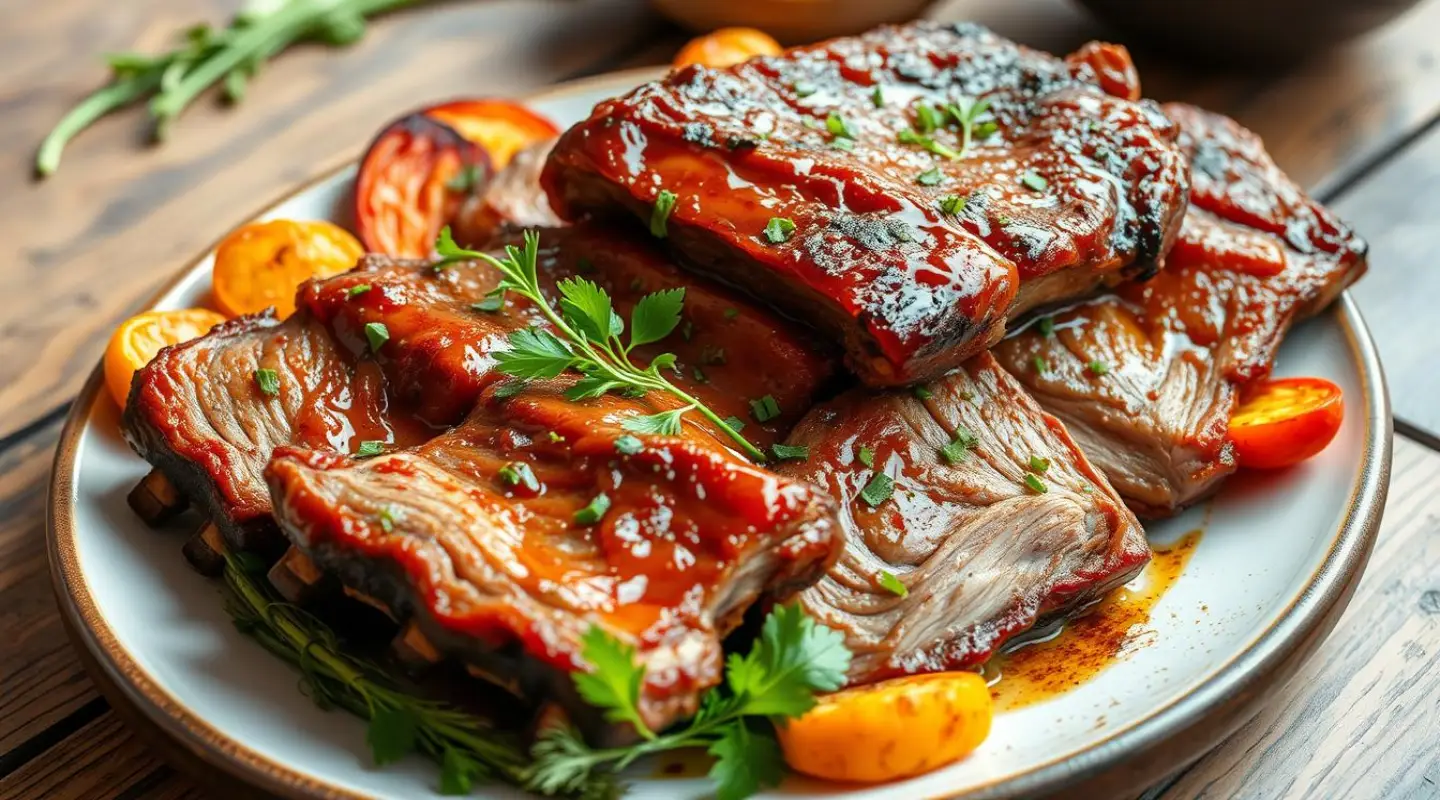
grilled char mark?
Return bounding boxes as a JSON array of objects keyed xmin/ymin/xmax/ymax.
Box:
[
  {"xmin": 266, "ymin": 378, "xmax": 842, "ymax": 740},
  {"xmin": 543, "ymin": 21, "xmax": 1189, "ymax": 387},
  {"xmin": 779, "ymin": 353, "xmax": 1148, "ymax": 685},
  {"xmin": 994, "ymin": 105, "xmax": 1368, "ymax": 516}
]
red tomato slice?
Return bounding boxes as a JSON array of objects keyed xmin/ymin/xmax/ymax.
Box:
[
  {"xmin": 353, "ymin": 114, "xmax": 490, "ymax": 258},
  {"xmin": 424, "ymin": 100, "xmax": 560, "ymax": 169},
  {"xmin": 1228, "ymin": 377, "xmax": 1344, "ymax": 469}
]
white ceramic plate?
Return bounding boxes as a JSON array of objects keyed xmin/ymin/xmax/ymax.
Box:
[{"xmin": 49, "ymin": 69, "xmax": 1392, "ymax": 800}]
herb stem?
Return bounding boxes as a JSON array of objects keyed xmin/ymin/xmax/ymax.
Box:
[{"xmin": 35, "ymin": 71, "xmax": 162, "ymax": 176}]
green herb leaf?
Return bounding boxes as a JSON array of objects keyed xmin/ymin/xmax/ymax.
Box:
[
  {"xmin": 438, "ymin": 748, "xmax": 481, "ymax": 795},
  {"xmin": 574, "ymin": 493, "xmax": 612, "ymax": 525},
  {"xmin": 1089, "ymin": 359, "xmax": 1110, "ymax": 375},
  {"xmin": 630, "ymin": 287, "xmax": 686, "ymax": 347},
  {"xmin": 939, "ymin": 427, "xmax": 979, "ymax": 465},
  {"xmin": 915, "ymin": 103, "xmax": 944, "ymax": 134},
  {"xmin": 615, "ymin": 435, "xmax": 644, "ymax": 455},
  {"xmin": 573, "ymin": 626, "xmax": 651, "ymax": 737},
  {"xmin": 1024, "ymin": 473, "xmax": 1048, "ymax": 493},
  {"xmin": 367, "ymin": 705, "xmax": 419, "ymax": 766},
  {"xmin": 498, "ymin": 462, "xmax": 540, "ymax": 491},
  {"xmin": 494, "ymin": 328, "xmax": 575, "ymax": 379},
  {"xmin": 622, "ymin": 406, "xmax": 690, "ymax": 435},
  {"xmin": 771, "ymin": 443, "xmax": 809, "ymax": 461},
  {"xmin": 793, "ymin": 81, "xmax": 817, "ymax": 98},
  {"xmin": 1032, "ymin": 355, "xmax": 1049, "ymax": 374},
  {"xmin": 859, "ymin": 472, "xmax": 894, "ymax": 507},
  {"xmin": 557, "ymin": 276, "xmax": 620, "ymax": 342},
  {"xmin": 916, "ymin": 167, "xmax": 944, "ymax": 186},
  {"xmin": 750, "ymin": 395, "xmax": 781, "ymax": 423},
  {"xmin": 871, "ymin": 84, "xmax": 885, "ymax": 107},
  {"xmin": 857, "ymin": 445, "xmax": 875, "ymax": 467},
  {"xmin": 878, "ymin": 570, "xmax": 909, "ymax": 597},
  {"xmin": 830, "ymin": 138, "xmax": 855, "ymax": 152},
  {"xmin": 763, "ymin": 216, "xmax": 796, "ymax": 244},
  {"xmin": 1029, "ymin": 455, "xmax": 1051, "ymax": 473},
  {"xmin": 254, "ymin": 368, "xmax": 280, "ymax": 396},
  {"xmin": 378, "ymin": 506, "xmax": 396, "ymax": 533},
  {"xmin": 913, "ymin": 385, "xmax": 933, "ymax": 400},
  {"xmin": 493, "ymin": 380, "xmax": 525, "ymax": 399},
  {"xmin": 727, "ymin": 603, "xmax": 852, "ymax": 717},
  {"xmin": 364, "ymin": 322, "xmax": 389, "ymax": 354},
  {"xmin": 826, "ymin": 112, "xmax": 855, "ymax": 139},
  {"xmin": 724, "ymin": 415, "xmax": 746, "ymax": 432},
  {"xmin": 650, "ymin": 189, "xmax": 678, "ymax": 238},
  {"xmin": 724, "ymin": 307, "xmax": 739, "ymax": 320},
  {"xmin": 355, "ymin": 440, "xmax": 384, "ymax": 458},
  {"xmin": 347, "ymin": 283, "xmax": 372, "ymax": 299},
  {"xmin": 1021, "ymin": 171, "xmax": 1048, "ymax": 192},
  {"xmin": 445, "ymin": 163, "xmax": 483, "ymax": 194},
  {"xmin": 471, "ymin": 290, "xmax": 505, "ymax": 313},
  {"xmin": 1038, "ymin": 316, "xmax": 1055, "ymax": 337},
  {"xmin": 708, "ymin": 723, "xmax": 786, "ymax": 800},
  {"xmin": 939, "ymin": 194, "xmax": 967, "ymax": 215},
  {"xmin": 898, "ymin": 128, "xmax": 962, "ymax": 160}
]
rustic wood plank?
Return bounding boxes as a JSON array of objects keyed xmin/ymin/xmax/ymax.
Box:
[
  {"xmin": 1157, "ymin": 436, "xmax": 1440, "ymax": 799},
  {"xmin": 0, "ymin": 419, "xmax": 100, "ymax": 756},
  {"xmin": 0, "ymin": 0, "xmax": 666, "ymax": 441},
  {"xmin": 0, "ymin": 712, "xmax": 191, "ymax": 800},
  {"xmin": 1324, "ymin": 122, "xmax": 1440, "ymax": 439}
]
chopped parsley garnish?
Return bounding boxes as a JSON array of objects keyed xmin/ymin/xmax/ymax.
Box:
[
  {"xmin": 878, "ymin": 570, "xmax": 908, "ymax": 597},
  {"xmin": 793, "ymin": 80, "xmax": 817, "ymax": 97},
  {"xmin": 939, "ymin": 194, "xmax": 967, "ymax": 215},
  {"xmin": 872, "ymin": 85, "xmax": 885, "ymax": 107},
  {"xmin": 771, "ymin": 443, "xmax": 810, "ymax": 461},
  {"xmin": 916, "ymin": 167, "xmax": 944, "ymax": 186},
  {"xmin": 574, "ymin": 493, "xmax": 611, "ymax": 524},
  {"xmin": 650, "ymin": 189, "xmax": 677, "ymax": 238},
  {"xmin": 723, "ymin": 415, "xmax": 747, "ymax": 432},
  {"xmin": 939, "ymin": 427, "xmax": 979, "ymax": 464},
  {"xmin": 859, "ymin": 472, "xmax": 895, "ymax": 507},
  {"xmin": 253, "ymin": 368, "xmax": 280, "ymax": 396},
  {"xmin": 346, "ymin": 283, "xmax": 372, "ymax": 299},
  {"xmin": 1023, "ymin": 473, "xmax": 1048, "ymax": 493},
  {"xmin": 377, "ymin": 506, "xmax": 396, "ymax": 532},
  {"xmin": 498, "ymin": 462, "xmax": 540, "ymax": 491},
  {"xmin": 830, "ymin": 138, "xmax": 855, "ymax": 152},
  {"xmin": 445, "ymin": 163, "xmax": 483, "ymax": 194},
  {"xmin": 692, "ymin": 366, "xmax": 708, "ymax": 383},
  {"xmin": 915, "ymin": 103, "xmax": 944, "ymax": 134},
  {"xmin": 364, "ymin": 322, "xmax": 389, "ymax": 353},
  {"xmin": 471, "ymin": 290, "xmax": 505, "ymax": 313},
  {"xmin": 857, "ymin": 445, "xmax": 875, "ymax": 467},
  {"xmin": 1032, "ymin": 355, "xmax": 1049, "ymax": 374},
  {"xmin": 1029, "ymin": 455, "xmax": 1051, "ymax": 473},
  {"xmin": 947, "ymin": 96, "xmax": 993, "ymax": 158},
  {"xmin": 724, "ymin": 307, "xmax": 739, "ymax": 320},
  {"xmin": 826, "ymin": 112, "xmax": 856, "ymax": 139},
  {"xmin": 1021, "ymin": 171, "xmax": 1049, "ymax": 192},
  {"xmin": 1038, "ymin": 316, "xmax": 1055, "ymax": 337},
  {"xmin": 1089, "ymin": 360, "xmax": 1110, "ymax": 375},
  {"xmin": 614, "ymin": 435, "xmax": 644, "ymax": 455},
  {"xmin": 898, "ymin": 128, "xmax": 962, "ymax": 160},
  {"xmin": 913, "ymin": 385, "xmax": 933, "ymax": 400},
  {"xmin": 355, "ymin": 440, "xmax": 384, "ymax": 458},
  {"xmin": 763, "ymin": 217, "xmax": 796, "ymax": 244},
  {"xmin": 750, "ymin": 394, "xmax": 781, "ymax": 423}
]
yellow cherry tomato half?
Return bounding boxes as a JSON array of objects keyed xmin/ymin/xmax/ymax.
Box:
[
  {"xmin": 1228, "ymin": 376, "xmax": 1344, "ymax": 469},
  {"xmin": 777, "ymin": 671, "xmax": 993, "ymax": 783},
  {"xmin": 212, "ymin": 219, "xmax": 364, "ymax": 319},
  {"xmin": 104, "ymin": 308, "xmax": 228, "ymax": 408},
  {"xmin": 673, "ymin": 27, "xmax": 783, "ymax": 70}
]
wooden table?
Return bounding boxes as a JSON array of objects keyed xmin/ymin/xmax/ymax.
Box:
[{"xmin": 2, "ymin": 1, "xmax": 1438, "ymax": 797}]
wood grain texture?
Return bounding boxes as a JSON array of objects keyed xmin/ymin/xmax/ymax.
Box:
[
  {"xmin": 1159, "ymin": 436, "xmax": 1440, "ymax": 799},
  {"xmin": 0, "ymin": 711, "xmax": 197, "ymax": 800},
  {"xmin": 1328, "ymin": 121, "xmax": 1440, "ymax": 440}
]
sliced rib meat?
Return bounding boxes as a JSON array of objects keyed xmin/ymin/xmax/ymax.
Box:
[
  {"xmin": 993, "ymin": 104, "xmax": 1368, "ymax": 516},
  {"xmin": 267, "ymin": 377, "xmax": 841, "ymax": 741},
  {"xmin": 452, "ymin": 139, "xmax": 563, "ymax": 246},
  {"xmin": 778, "ymin": 353, "xmax": 1148, "ymax": 684},
  {"xmin": 543, "ymin": 22, "xmax": 1189, "ymax": 386}
]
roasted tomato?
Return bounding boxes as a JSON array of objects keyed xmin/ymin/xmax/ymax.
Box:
[
  {"xmin": 354, "ymin": 114, "xmax": 490, "ymax": 258},
  {"xmin": 673, "ymin": 27, "xmax": 782, "ymax": 70},
  {"xmin": 105, "ymin": 308, "xmax": 228, "ymax": 408},
  {"xmin": 213, "ymin": 219, "xmax": 364, "ymax": 318},
  {"xmin": 1228, "ymin": 377, "xmax": 1344, "ymax": 469},
  {"xmin": 776, "ymin": 672, "xmax": 992, "ymax": 783},
  {"xmin": 424, "ymin": 99, "xmax": 560, "ymax": 169}
]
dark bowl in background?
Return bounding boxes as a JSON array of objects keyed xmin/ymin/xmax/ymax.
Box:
[{"xmin": 1073, "ymin": 0, "xmax": 1424, "ymax": 63}]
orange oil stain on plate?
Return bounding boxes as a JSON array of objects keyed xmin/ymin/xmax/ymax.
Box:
[{"xmin": 985, "ymin": 528, "xmax": 1203, "ymax": 711}]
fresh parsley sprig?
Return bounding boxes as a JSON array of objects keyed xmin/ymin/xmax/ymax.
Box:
[
  {"xmin": 36, "ymin": 0, "xmax": 419, "ymax": 177},
  {"xmin": 221, "ymin": 551, "xmax": 554, "ymax": 797},
  {"xmin": 435, "ymin": 228, "xmax": 767, "ymax": 462},
  {"xmin": 527, "ymin": 605, "xmax": 852, "ymax": 800}
]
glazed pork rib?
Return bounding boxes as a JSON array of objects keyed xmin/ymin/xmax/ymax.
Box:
[
  {"xmin": 543, "ymin": 22, "xmax": 1189, "ymax": 387},
  {"xmin": 993, "ymin": 104, "xmax": 1368, "ymax": 516},
  {"xmin": 124, "ymin": 224, "xmax": 838, "ymax": 550},
  {"xmin": 777, "ymin": 353, "xmax": 1148, "ymax": 685},
  {"xmin": 267, "ymin": 377, "xmax": 841, "ymax": 739}
]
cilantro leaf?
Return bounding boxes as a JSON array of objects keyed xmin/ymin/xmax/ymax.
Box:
[
  {"xmin": 438, "ymin": 747, "xmax": 482, "ymax": 795},
  {"xmin": 366, "ymin": 705, "xmax": 418, "ymax": 766},
  {"xmin": 630, "ymin": 287, "xmax": 686, "ymax": 347},
  {"xmin": 557, "ymin": 276, "xmax": 619, "ymax": 342},
  {"xmin": 728, "ymin": 603, "xmax": 851, "ymax": 718},
  {"xmin": 573, "ymin": 627, "xmax": 652, "ymax": 738},
  {"xmin": 622, "ymin": 407, "xmax": 688, "ymax": 436},
  {"xmin": 495, "ymin": 328, "xmax": 575, "ymax": 379},
  {"xmin": 708, "ymin": 722, "xmax": 786, "ymax": 800}
]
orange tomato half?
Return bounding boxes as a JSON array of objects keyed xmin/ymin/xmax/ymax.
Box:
[
  {"xmin": 776, "ymin": 672, "xmax": 993, "ymax": 783},
  {"xmin": 673, "ymin": 27, "xmax": 782, "ymax": 70},
  {"xmin": 1228, "ymin": 377, "xmax": 1344, "ymax": 469},
  {"xmin": 212, "ymin": 219, "xmax": 364, "ymax": 318},
  {"xmin": 104, "ymin": 308, "xmax": 228, "ymax": 408},
  {"xmin": 425, "ymin": 100, "xmax": 560, "ymax": 169}
]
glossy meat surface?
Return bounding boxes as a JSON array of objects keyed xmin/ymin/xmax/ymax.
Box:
[
  {"xmin": 544, "ymin": 22, "xmax": 1189, "ymax": 386},
  {"xmin": 993, "ymin": 104, "xmax": 1367, "ymax": 515},
  {"xmin": 267, "ymin": 377, "xmax": 841, "ymax": 737},
  {"xmin": 780, "ymin": 354, "xmax": 1147, "ymax": 684}
]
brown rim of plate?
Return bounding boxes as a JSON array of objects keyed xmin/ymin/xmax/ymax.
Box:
[{"xmin": 47, "ymin": 67, "xmax": 1392, "ymax": 800}]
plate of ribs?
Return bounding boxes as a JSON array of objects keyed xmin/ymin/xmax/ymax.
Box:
[{"xmin": 48, "ymin": 20, "xmax": 1390, "ymax": 800}]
